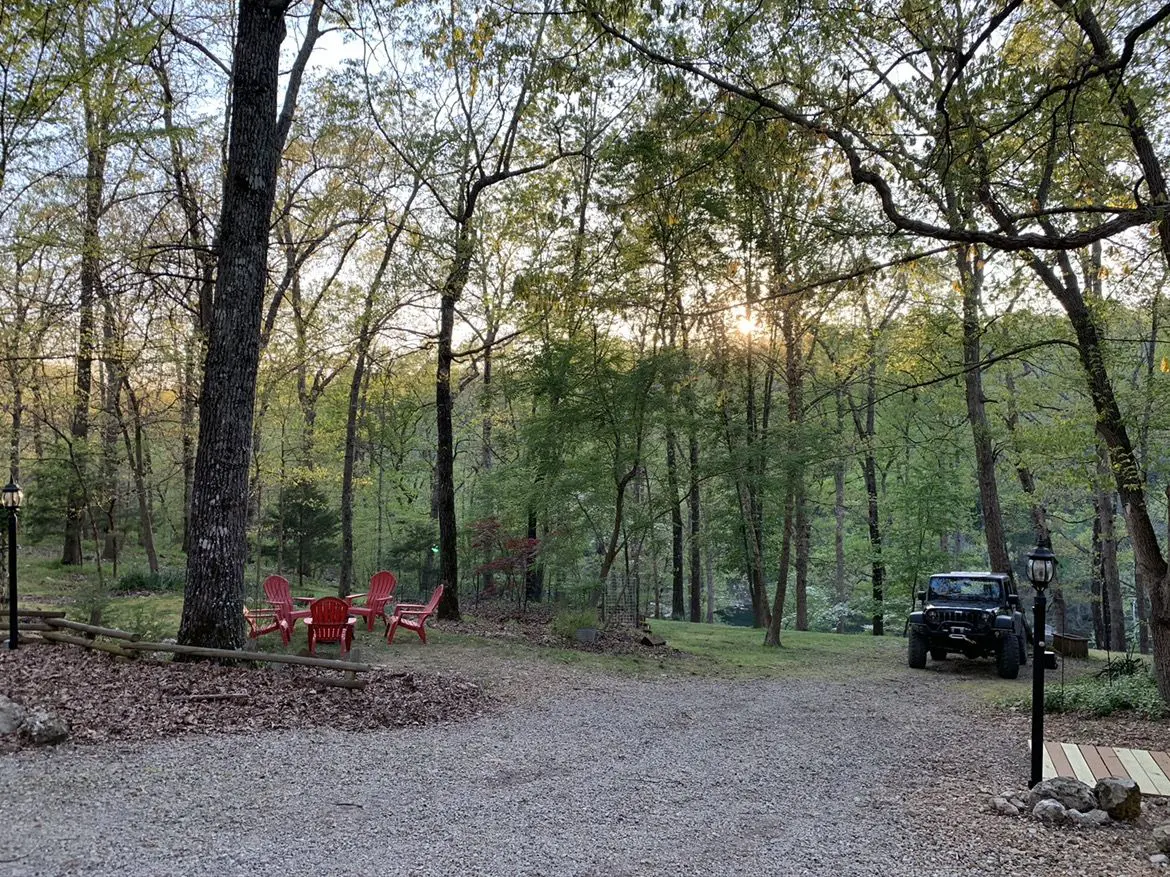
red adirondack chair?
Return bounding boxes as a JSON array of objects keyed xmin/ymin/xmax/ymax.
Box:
[
  {"xmin": 263, "ymin": 574, "xmax": 312, "ymax": 635},
  {"xmin": 243, "ymin": 606, "xmax": 291, "ymax": 645},
  {"xmin": 385, "ymin": 584, "xmax": 444, "ymax": 645},
  {"xmin": 304, "ymin": 596, "xmax": 357, "ymax": 657},
  {"xmin": 346, "ymin": 571, "xmax": 398, "ymax": 631}
]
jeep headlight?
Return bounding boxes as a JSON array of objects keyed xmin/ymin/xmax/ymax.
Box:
[
  {"xmin": 986, "ymin": 610, "xmax": 997, "ymax": 622},
  {"xmin": 925, "ymin": 609, "xmax": 936, "ymax": 622}
]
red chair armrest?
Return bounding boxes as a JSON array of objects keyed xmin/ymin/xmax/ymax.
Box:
[
  {"xmin": 394, "ymin": 602, "xmax": 427, "ymax": 612},
  {"xmin": 345, "ymin": 593, "xmax": 367, "ymax": 602}
]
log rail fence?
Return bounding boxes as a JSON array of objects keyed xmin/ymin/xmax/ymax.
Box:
[{"xmin": 2, "ymin": 606, "xmax": 369, "ymax": 688}]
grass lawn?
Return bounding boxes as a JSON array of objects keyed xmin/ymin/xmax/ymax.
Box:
[{"xmin": 9, "ymin": 545, "xmax": 1150, "ymax": 707}]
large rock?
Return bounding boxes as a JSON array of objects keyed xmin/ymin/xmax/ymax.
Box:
[
  {"xmin": 19, "ymin": 708, "xmax": 69, "ymax": 746},
  {"xmin": 1033, "ymin": 799, "xmax": 1067, "ymax": 823},
  {"xmin": 1026, "ymin": 776, "xmax": 1097, "ymax": 813},
  {"xmin": 1153, "ymin": 824, "xmax": 1170, "ymax": 854},
  {"xmin": 0, "ymin": 694, "xmax": 27, "ymax": 735},
  {"xmin": 1066, "ymin": 808, "xmax": 1110, "ymax": 827},
  {"xmin": 990, "ymin": 796, "xmax": 1020, "ymax": 816},
  {"xmin": 1094, "ymin": 777, "xmax": 1141, "ymax": 822}
]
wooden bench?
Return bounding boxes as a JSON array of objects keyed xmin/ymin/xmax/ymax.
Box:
[{"xmin": 1052, "ymin": 633, "xmax": 1089, "ymax": 659}]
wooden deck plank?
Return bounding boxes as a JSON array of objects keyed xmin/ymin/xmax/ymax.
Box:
[
  {"xmin": 1047, "ymin": 741, "xmax": 1075, "ymax": 780},
  {"xmin": 1150, "ymin": 750, "xmax": 1170, "ymax": 783},
  {"xmin": 1097, "ymin": 745, "xmax": 1131, "ymax": 780},
  {"xmin": 1133, "ymin": 750, "xmax": 1170, "ymax": 795},
  {"xmin": 1116, "ymin": 748, "xmax": 1155, "ymax": 792},
  {"xmin": 1080, "ymin": 744, "xmax": 1110, "ymax": 781},
  {"xmin": 1061, "ymin": 743, "xmax": 1098, "ymax": 786},
  {"xmin": 1043, "ymin": 742, "xmax": 1056, "ymax": 780}
]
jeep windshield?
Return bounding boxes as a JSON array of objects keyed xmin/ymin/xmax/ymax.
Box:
[{"xmin": 927, "ymin": 576, "xmax": 1003, "ymax": 602}]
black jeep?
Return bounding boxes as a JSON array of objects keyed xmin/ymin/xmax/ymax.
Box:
[{"xmin": 907, "ymin": 571, "xmax": 1028, "ymax": 679}]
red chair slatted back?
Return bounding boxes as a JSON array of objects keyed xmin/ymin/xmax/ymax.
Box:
[
  {"xmin": 424, "ymin": 584, "xmax": 444, "ymax": 613},
  {"xmin": 367, "ymin": 571, "xmax": 398, "ymax": 608},
  {"xmin": 308, "ymin": 596, "xmax": 351, "ymax": 641},
  {"xmin": 263, "ymin": 575, "xmax": 293, "ymax": 609}
]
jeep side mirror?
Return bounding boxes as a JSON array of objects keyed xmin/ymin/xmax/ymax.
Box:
[
  {"xmin": 1007, "ymin": 594, "xmax": 1019, "ymax": 607},
  {"xmin": 917, "ymin": 590, "xmax": 926, "ymax": 604}
]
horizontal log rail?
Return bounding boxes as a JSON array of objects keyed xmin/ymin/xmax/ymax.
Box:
[
  {"xmin": 13, "ymin": 608, "xmax": 67, "ymax": 619},
  {"xmin": 119, "ymin": 641, "xmax": 372, "ymax": 673},
  {"xmin": 43, "ymin": 617, "xmax": 142, "ymax": 641},
  {"xmin": 40, "ymin": 630, "xmax": 132, "ymax": 658}
]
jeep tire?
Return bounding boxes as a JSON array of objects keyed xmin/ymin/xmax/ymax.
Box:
[
  {"xmin": 909, "ymin": 631, "xmax": 927, "ymax": 669},
  {"xmin": 997, "ymin": 635, "xmax": 1020, "ymax": 679}
]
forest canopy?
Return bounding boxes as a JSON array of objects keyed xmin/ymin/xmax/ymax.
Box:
[{"xmin": 2, "ymin": 0, "xmax": 1170, "ymax": 690}]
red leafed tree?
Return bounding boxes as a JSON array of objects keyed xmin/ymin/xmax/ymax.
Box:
[{"xmin": 471, "ymin": 518, "xmax": 540, "ymax": 608}]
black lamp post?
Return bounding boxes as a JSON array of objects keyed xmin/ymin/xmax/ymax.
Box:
[
  {"xmin": 3, "ymin": 481, "xmax": 22, "ymax": 650},
  {"xmin": 1026, "ymin": 539, "xmax": 1057, "ymax": 787}
]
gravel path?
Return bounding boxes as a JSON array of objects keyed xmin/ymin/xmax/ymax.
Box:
[{"xmin": 0, "ymin": 664, "xmax": 1160, "ymax": 876}]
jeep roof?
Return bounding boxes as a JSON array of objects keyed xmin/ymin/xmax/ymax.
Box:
[{"xmin": 942, "ymin": 571, "xmax": 1009, "ymax": 579}]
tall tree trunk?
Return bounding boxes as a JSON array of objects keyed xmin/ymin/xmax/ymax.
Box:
[
  {"xmin": 704, "ymin": 509, "xmax": 715, "ymax": 623},
  {"xmin": 118, "ymin": 383, "xmax": 158, "ymax": 574},
  {"xmin": 1096, "ymin": 445, "xmax": 1127, "ymax": 651},
  {"xmin": 64, "ymin": 79, "xmax": 108, "ymax": 566},
  {"xmin": 179, "ymin": 0, "xmax": 292, "ymax": 650},
  {"xmin": 781, "ymin": 294, "xmax": 808, "ymax": 630},
  {"xmin": 666, "ymin": 431, "xmax": 684, "ymax": 620},
  {"xmin": 180, "ymin": 336, "xmax": 196, "ymax": 554},
  {"xmin": 1091, "ymin": 516, "xmax": 1106, "ymax": 648},
  {"xmin": 1004, "ymin": 367, "xmax": 1062, "ymax": 630},
  {"xmin": 764, "ymin": 486, "xmax": 795, "ymax": 646},
  {"xmin": 99, "ymin": 288, "xmax": 120, "ymax": 564},
  {"xmin": 688, "ymin": 432, "xmax": 701, "ymax": 622},
  {"xmin": 956, "ymin": 247, "xmax": 1010, "ymax": 573},
  {"xmin": 834, "ymin": 391, "xmax": 848, "ymax": 632},
  {"xmin": 851, "ymin": 314, "xmax": 885, "ymax": 636},
  {"xmin": 435, "ymin": 227, "xmax": 469, "ymax": 621},
  {"xmin": 861, "ymin": 450, "xmax": 883, "ymax": 635},
  {"xmin": 794, "ymin": 483, "xmax": 810, "ymax": 631}
]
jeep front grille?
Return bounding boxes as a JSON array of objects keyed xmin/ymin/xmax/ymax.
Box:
[
  {"xmin": 928, "ymin": 609, "xmax": 986, "ymax": 627},
  {"xmin": 936, "ymin": 609, "xmax": 973, "ymax": 625}
]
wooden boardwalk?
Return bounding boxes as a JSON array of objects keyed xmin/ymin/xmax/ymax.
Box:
[{"xmin": 1042, "ymin": 741, "xmax": 1170, "ymax": 795}]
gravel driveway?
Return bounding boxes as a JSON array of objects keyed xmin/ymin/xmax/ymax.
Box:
[{"xmin": 0, "ymin": 663, "xmax": 1158, "ymax": 876}]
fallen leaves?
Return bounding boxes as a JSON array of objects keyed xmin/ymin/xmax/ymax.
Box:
[{"xmin": 0, "ymin": 646, "xmax": 490, "ymax": 753}]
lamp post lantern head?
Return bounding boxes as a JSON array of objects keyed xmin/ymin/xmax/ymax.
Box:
[
  {"xmin": 1, "ymin": 481, "xmax": 21, "ymax": 511},
  {"xmin": 1026, "ymin": 542, "xmax": 1056, "ymax": 592}
]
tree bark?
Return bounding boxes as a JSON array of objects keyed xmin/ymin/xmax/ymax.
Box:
[
  {"xmin": 956, "ymin": 247, "xmax": 1011, "ymax": 574},
  {"xmin": 64, "ymin": 75, "xmax": 108, "ymax": 566},
  {"xmin": 435, "ymin": 223, "xmax": 470, "ymax": 621},
  {"xmin": 850, "ymin": 306, "xmax": 884, "ymax": 636},
  {"xmin": 666, "ymin": 431, "xmax": 684, "ymax": 620},
  {"xmin": 1096, "ymin": 445, "xmax": 1127, "ymax": 651},
  {"xmin": 1091, "ymin": 516, "xmax": 1106, "ymax": 648},
  {"xmin": 764, "ymin": 486, "xmax": 795, "ymax": 646},
  {"xmin": 179, "ymin": 0, "xmax": 292, "ymax": 650},
  {"xmin": 1003, "ymin": 367, "xmax": 1062, "ymax": 630},
  {"xmin": 688, "ymin": 431, "xmax": 701, "ymax": 622},
  {"xmin": 794, "ymin": 482, "xmax": 809, "ymax": 631},
  {"xmin": 834, "ymin": 391, "xmax": 848, "ymax": 632}
]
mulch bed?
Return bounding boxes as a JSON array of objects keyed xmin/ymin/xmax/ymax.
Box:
[{"xmin": 0, "ymin": 645, "xmax": 489, "ymax": 754}]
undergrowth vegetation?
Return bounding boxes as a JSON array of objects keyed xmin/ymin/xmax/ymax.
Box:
[{"xmin": 1038, "ymin": 654, "xmax": 1166, "ymax": 719}]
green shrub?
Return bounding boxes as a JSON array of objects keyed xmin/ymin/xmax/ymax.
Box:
[
  {"xmin": 551, "ymin": 608, "xmax": 600, "ymax": 640},
  {"xmin": 118, "ymin": 604, "xmax": 178, "ymax": 642},
  {"xmin": 113, "ymin": 568, "xmax": 186, "ymax": 594},
  {"xmin": 1043, "ymin": 671, "xmax": 1166, "ymax": 719}
]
